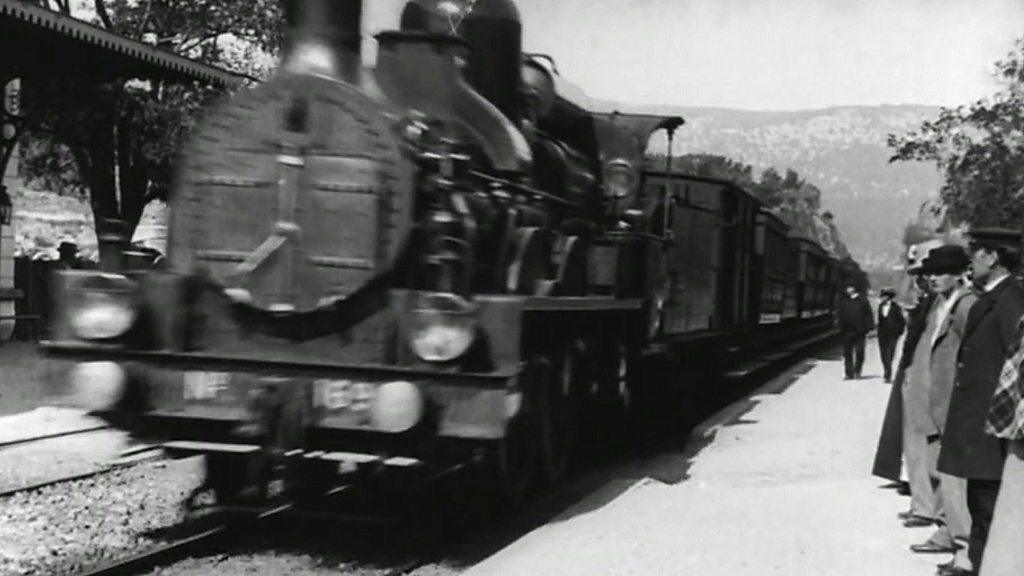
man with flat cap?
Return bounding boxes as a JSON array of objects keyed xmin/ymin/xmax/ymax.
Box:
[
  {"xmin": 939, "ymin": 227, "xmax": 1024, "ymax": 575},
  {"xmin": 878, "ymin": 287, "xmax": 906, "ymax": 383},
  {"xmin": 906, "ymin": 245, "xmax": 976, "ymax": 572}
]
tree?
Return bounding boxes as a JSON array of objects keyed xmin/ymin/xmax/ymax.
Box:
[
  {"xmin": 17, "ymin": 0, "xmax": 282, "ymax": 246},
  {"xmin": 888, "ymin": 37, "xmax": 1024, "ymax": 228},
  {"xmin": 668, "ymin": 153, "xmax": 851, "ymax": 257}
]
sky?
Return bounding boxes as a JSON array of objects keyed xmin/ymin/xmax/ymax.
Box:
[{"xmin": 363, "ymin": 0, "xmax": 1024, "ymax": 111}]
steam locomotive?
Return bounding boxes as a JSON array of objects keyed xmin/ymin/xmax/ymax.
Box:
[{"xmin": 45, "ymin": 0, "xmax": 866, "ymax": 506}]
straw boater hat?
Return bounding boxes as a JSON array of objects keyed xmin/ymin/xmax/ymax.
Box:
[{"xmin": 919, "ymin": 244, "xmax": 969, "ymax": 276}]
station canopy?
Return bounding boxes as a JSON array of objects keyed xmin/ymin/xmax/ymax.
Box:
[{"xmin": 0, "ymin": 0, "xmax": 242, "ymax": 86}]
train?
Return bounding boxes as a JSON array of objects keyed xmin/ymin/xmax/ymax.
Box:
[{"xmin": 44, "ymin": 0, "xmax": 867, "ymax": 507}]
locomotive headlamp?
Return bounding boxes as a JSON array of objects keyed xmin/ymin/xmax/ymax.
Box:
[
  {"xmin": 370, "ymin": 380, "xmax": 424, "ymax": 432},
  {"xmin": 69, "ymin": 274, "xmax": 137, "ymax": 340},
  {"xmin": 408, "ymin": 292, "xmax": 478, "ymax": 363},
  {"xmin": 604, "ymin": 160, "xmax": 634, "ymax": 200},
  {"xmin": 69, "ymin": 361, "xmax": 126, "ymax": 412}
]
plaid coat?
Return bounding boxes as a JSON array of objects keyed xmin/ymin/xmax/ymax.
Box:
[
  {"xmin": 938, "ymin": 278, "xmax": 1024, "ymax": 480},
  {"xmin": 986, "ymin": 317, "xmax": 1024, "ymax": 440}
]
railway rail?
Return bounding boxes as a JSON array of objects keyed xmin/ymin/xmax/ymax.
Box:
[
  {"xmin": 0, "ymin": 424, "xmax": 111, "ymax": 450},
  {"xmin": 0, "ymin": 443, "xmax": 162, "ymax": 499},
  {"xmin": 71, "ymin": 504, "xmax": 293, "ymax": 576}
]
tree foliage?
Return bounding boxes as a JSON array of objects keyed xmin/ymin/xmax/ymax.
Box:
[
  {"xmin": 17, "ymin": 0, "xmax": 282, "ymax": 241},
  {"xmin": 667, "ymin": 154, "xmax": 850, "ymax": 258},
  {"xmin": 888, "ymin": 37, "xmax": 1024, "ymax": 229}
]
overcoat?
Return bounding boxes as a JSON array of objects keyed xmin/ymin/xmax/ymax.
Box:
[
  {"xmin": 904, "ymin": 298, "xmax": 941, "ymax": 437},
  {"xmin": 877, "ymin": 302, "xmax": 906, "ymax": 344},
  {"xmin": 928, "ymin": 287, "xmax": 975, "ymax": 435},
  {"xmin": 871, "ymin": 293, "xmax": 935, "ymax": 480},
  {"xmin": 938, "ymin": 277, "xmax": 1024, "ymax": 480},
  {"xmin": 837, "ymin": 294, "xmax": 874, "ymax": 337}
]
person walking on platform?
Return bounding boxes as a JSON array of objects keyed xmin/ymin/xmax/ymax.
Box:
[
  {"xmin": 838, "ymin": 283, "xmax": 873, "ymax": 379},
  {"xmin": 878, "ymin": 287, "xmax": 906, "ymax": 383},
  {"xmin": 906, "ymin": 246, "xmax": 976, "ymax": 573},
  {"xmin": 938, "ymin": 228, "xmax": 1024, "ymax": 575},
  {"xmin": 872, "ymin": 239, "xmax": 943, "ymax": 485}
]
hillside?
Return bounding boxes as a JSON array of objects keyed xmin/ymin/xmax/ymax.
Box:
[{"xmin": 602, "ymin": 103, "xmax": 944, "ymax": 269}]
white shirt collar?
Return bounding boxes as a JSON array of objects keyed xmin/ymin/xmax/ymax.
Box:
[{"xmin": 985, "ymin": 273, "xmax": 1010, "ymax": 293}]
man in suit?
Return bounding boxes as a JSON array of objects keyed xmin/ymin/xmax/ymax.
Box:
[
  {"xmin": 938, "ymin": 228, "xmax": 1024, "ymax": 575},
  {"xmin": 873, "ymin": 239, "xmax": 943, "ymax": 484},
  {"xmin": 904, "ymin": 246, "xmax": 976, "ymax": 573},
  {"xmin": 837, "ymin": 283, "xmax": 874, "ymax": 379},
  {"xmin": 878, "ymin": 287, "xmax": 906, "ymax": 383}
]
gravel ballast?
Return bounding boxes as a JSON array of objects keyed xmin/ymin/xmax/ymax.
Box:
[{"xmin": 0, "ymin": 457, "xmax": 205, "ymax": 576}]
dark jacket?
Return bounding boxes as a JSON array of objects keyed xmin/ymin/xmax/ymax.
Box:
[
  {"xmin": 837, "ymin": 293, "xmax": 874, "ymax": 336},
  {"xmin": 877, "ymin": 301, "xmax": 906, "ymax": 343},
  {"xmin": 939, "ymin": 277, "xmax": 1024, "ymax": 479},
  {"xmin": 871, "ymin": 292, "xmax": 934, "ymax": 480}
]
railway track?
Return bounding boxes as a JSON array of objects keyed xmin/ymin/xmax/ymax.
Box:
[
  {"xmin": 0, "ymin": 443, "xmax": 163, "ymax": 499},
  {"xmin": 34, "ymin": 340, "xmax": 835, "ymax": 576},
  {"xmin": 0, "ymin": 424, "xmax": 112, "ymax": 450},
  {"xmin": 71, "ymin": 504, "xmax": 293, "ymax": 576}
]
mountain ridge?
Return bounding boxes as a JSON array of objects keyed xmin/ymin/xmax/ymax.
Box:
[{"xmin": 601, "ymin": 102, "xmax": 945, "ymax": 269}]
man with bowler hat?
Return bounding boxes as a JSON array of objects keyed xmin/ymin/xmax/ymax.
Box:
[
  {"xmin": 938, "ymin": 227, "xmax": 1024, "ymax": 575},
  {"xmin": 878, "ymin": 287, "xmax": 906, "ymax": 383}
]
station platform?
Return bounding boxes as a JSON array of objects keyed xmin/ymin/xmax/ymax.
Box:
[{"xmin": 465, "ymin": 339, "xmax": 946, "ymax": 576}]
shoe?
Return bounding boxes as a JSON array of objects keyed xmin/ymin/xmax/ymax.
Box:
[
  {"xmin": 937, "ymin": 567, "xmax": 974, "ymax": 576},
  {"xmin": 897, "ymin": 483, "xmax": 911, "ymax": 496},
  {"xmin": 903, "ymin": 515, "xmax": 936, "ymax": 527},
  {"xmin": 897, "ymin": 510, "xmax": 914, "ymax": 520},
  {"xmin": 911, "ymin": 541, "xmax": 956, "ymax": 553}
]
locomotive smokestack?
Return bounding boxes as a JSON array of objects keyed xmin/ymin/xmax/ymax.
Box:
[{"xmin": 283, "ymin": 0, "xmax": 363, "ymax": 80}]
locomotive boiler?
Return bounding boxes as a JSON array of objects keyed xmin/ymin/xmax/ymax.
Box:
[{"xmin": 45, "ymin": 0, "xmax": 862, "ymax": 507}]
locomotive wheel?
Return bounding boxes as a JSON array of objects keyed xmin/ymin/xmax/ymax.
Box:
[{"xmin": 538, "ymin": 348, "xmax": 580, "ymax": 487}]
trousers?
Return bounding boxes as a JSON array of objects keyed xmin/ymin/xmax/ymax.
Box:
[
  {"xmin": 967, "ymin": 478, "xmax": 1001, "ymax": 571},
  {"xmin": 928, "ymin": 436, "xmax": 973, "ymax": 569},
  {"xmin": 842, "ymin": 334, "xmax": 866, "ymax": 377},
  {"xmin": 981, "ymin": 440, "xmax": 1024, "ymax": 576},
  {"xmin": 903, "ymin": 425, "xmax": 938, "ymax": 520},
  {"xmin": 879, "ymin": 336, "xmax": 899, "ymax": 380}
]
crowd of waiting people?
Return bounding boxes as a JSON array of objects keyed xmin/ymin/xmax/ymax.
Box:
[{"xmin": 857, "ymin": 228, "xmax": 1024, "ymax": 576}]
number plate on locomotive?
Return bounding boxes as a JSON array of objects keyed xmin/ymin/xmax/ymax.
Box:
[
  {"xmin": 314, "ymin": 379, "xmax": 376, "ymax": 411},
  {"xmin": 183, "ymin": 371, "xmax": 230, "ymax": 400}
]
